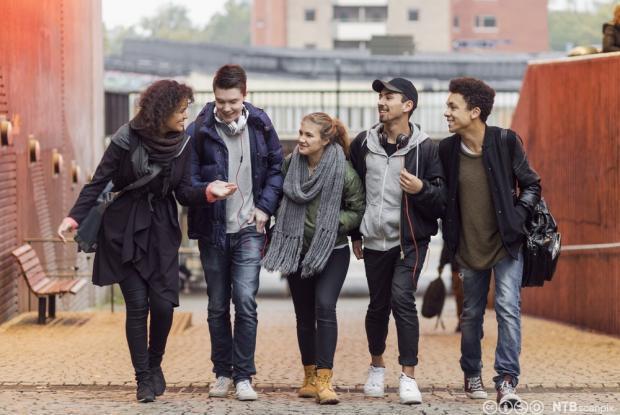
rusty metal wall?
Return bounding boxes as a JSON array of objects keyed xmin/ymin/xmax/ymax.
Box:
[
  {"xmin": 511, "ymin": 53, "xmax": 620, "ymax": 335},
  {"xmin": 0, "ymin": 0, "xmax": 104, "ymax": 323}
]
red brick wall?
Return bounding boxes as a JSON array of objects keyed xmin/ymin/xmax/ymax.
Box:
[
  {"xmin": 451, "ymin": 0, "xmax": 549, "ymax": 53},
  {"xmin": 252, "ymin": 0, "xmax": 288, "ymax": 47}
]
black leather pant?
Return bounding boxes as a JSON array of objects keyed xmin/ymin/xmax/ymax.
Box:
[{"xmin": 119, "ymin": 273, "xmax": 174, "ymax": 381}]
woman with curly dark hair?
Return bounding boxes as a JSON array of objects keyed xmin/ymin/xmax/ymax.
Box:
[{"xmin": 57, "ymin": 80, "xmax": 214, "ymax": 403}]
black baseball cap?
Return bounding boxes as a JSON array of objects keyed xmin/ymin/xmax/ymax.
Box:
[{"xmin": 372, "ymin": 78, "xmax": 418, "ymax": 110}]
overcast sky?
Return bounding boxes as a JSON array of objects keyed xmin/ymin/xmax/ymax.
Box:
[
  {"xmin": 102, "ymin": 0, "xmax": 226, "ymax": 28},
  {"xmin": 548, "ymin": 0, "xmax": 603, "ymax": 11}
]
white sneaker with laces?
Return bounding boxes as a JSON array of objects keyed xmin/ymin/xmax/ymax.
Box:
[
  {"xmin": 399, "ymin": 373, "xmax": 422, "ymax": 404},
  {"xmin": 363, "ymin": 365, "xmax": 385, "ymax": 397},
  {"xmin": 209, "ymin": 376, "xmax": 233, "ymax": 398},
  {"xmin": 235, "ymin": 379, "xmax": 258, "ymax": 401}
]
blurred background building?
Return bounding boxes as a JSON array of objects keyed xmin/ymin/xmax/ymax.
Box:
[{"xmin": 252, "ymin": 0, "xmax": 548, "ymax": 53}]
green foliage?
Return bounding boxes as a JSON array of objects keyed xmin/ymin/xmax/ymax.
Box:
[
  {"xmin": 203, "ymin": 0, "xmax": 251, "ymax": 45},
  {"xmin": 104, "ymin": 24, "xmax": 140, "ymax": 56},
  {"xmin": 549, "ymin": 1, "xmax": 618, "ymax": 51},
  {"xmin": 138, "ymin": 3, "xmax": 200, "ymax": 41},
  {"xmin": 104, "ymin": 0, "xmax": 250, "ymax": 56}
]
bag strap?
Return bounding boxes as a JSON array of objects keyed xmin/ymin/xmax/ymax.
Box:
[
  {"xmin": 499, "ymin": 129, "xmax": 516, "ymax": 191},
  {"xmin": 193, "ymin": 110, "xmax": 208, "ymax": 164},
  {"xmin": 103, "ymin": 164, "xmax": 162, "ymax": 205}
]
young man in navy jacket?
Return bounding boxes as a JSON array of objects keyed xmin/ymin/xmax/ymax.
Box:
[{"xmin": 187, "ymin": 64, "xmax": 283, "ymax": 401}]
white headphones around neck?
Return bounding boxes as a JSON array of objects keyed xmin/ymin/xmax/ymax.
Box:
[{"xmin": 214, "ymin": 105, "xmax": 248, "ymax": 136}]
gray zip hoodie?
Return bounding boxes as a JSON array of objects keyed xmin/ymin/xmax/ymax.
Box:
[{"xmin": 359, "ymin": 123, "xmax": 429, "ymax": 251}]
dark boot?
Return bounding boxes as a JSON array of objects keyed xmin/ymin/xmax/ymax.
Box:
[
  {"xmin": 150, "ymin": 366, "xmax": 166, "ymax": 396},
  {"xmin": 136, "ymin": 374, "xmax": 156, "ymax": 403}
]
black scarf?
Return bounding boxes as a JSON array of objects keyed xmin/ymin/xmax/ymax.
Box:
[
  {"xmin": 128, "ymin": 118, "xmax": 187, "ymax": 196},
  {"xmin": 129, "ymin": 118, "xmax": 185, "ymax": 165}
]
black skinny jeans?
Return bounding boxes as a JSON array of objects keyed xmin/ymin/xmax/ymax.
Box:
[
  {"xmin": 363, "ymin": 243, "xmax": 428, "ymax": 367},
  {"xmin": 119, "ymin": 273, "xmax": 175, "ymax": 381},
  {"xmin": 287, "ymin": 246, "xmax": 350, "ymax": 370}
]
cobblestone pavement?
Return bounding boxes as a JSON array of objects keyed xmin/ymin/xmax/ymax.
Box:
[
  {"xmin": 0, "ymin": 297, "xmax": 619, "ymax": 414},
  {"xmin": 0, "ymin": 387, "xmax": 619, "ymax": 415}
]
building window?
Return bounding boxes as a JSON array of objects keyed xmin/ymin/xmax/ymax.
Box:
[
  {"xmin": 453, "ymin": 16, "xmax": 460, "ymax": 28},
  {"xmin": 365, "ymin": 6, "xmax": 388, "ymax": 22},
  {"xmin": 408, "ymin": 9, "xmax": 419, "ymax": 22},
  {"xmin": 305, "ymin": 9, "xmax": 316, "ymax": 21},
  {"xmin": 334, "ymin": 40, "xmax": 366, "ymax": 50},
  {"xmin": 475, "ymin": 15, "xmax": 497, "ymax": 29},
  {"xmin": 334, "ymin": 6, "xmax": 360, "ymax": 22},
  {"xmin": 305, "ymin": 43, "xmax": 316, "ymax": 49}
]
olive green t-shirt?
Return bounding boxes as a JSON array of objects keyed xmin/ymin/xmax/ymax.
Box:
[{"xmin": 455, "ymin": 149, "xmax": 507, "ymax": 270}]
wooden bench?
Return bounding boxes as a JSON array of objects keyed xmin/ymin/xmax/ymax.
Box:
[{"xmin": 11, "ymin": 244, "xmax": 88, "ymax": 324}]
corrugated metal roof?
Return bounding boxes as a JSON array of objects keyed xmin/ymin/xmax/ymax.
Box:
[{"xmin": 105, "ymin": 38, "xmax": 562, "ymax": 88}]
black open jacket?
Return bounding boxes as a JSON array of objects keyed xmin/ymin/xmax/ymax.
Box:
[
  {"xmin": 438, "ymin": 126, "xmax": 541, "ymax": 260},
  {"xmin": 349, "ymin": 131, "xmax": 446, "ymax": 248},
  {"xmin": 68, "ymin": 124, "xmax": 208, "ymax": 306}
]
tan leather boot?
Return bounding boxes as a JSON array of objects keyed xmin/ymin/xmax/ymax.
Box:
[
  {"xmin": 315, "ymin": 368, "xmax": 339, "ymax": 404},
  {"xmin": 297, "ymin": 365, "xmax": 317, "ymax": 398}
]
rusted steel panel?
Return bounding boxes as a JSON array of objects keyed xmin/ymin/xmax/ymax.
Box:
[
  {"xmin": 0, "ymin": 145, "xmax": 18, "ymax": 322},
  {"xmin": 511, "ymin": 53, "xmax": 620, "ymax": 335},
  {"xmin": 0, "ymin": 0, "xmax": 103, "ymax": 323}
]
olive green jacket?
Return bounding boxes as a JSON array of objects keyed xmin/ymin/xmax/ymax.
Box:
[{"xmin": 282, "ymin": 155, "xmax": 365, "ymax": 253}]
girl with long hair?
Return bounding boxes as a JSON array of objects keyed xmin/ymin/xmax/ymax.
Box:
[{"xmin": 262, "ymin": 112, "xmax": 365, "ymax": 405}]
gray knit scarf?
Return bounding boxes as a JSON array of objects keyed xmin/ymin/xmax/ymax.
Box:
[{"xmin": 262, "ymin": 143, "xmax": 345, "ymax": 278}]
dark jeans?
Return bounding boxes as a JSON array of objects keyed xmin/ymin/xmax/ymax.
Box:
[
  {"xmin": 460, "ymin": 251, "xmax": 523, "ymax": 388},
  {"xmin": 363, "ymin": 243, "xmax": 428, "ymax": 367},
  {"xmin": 287, "ymin": 247, "xmax": 350, "ymax": 370},
  {"xmin": 119, "ymin": 273, "xmax": 175, "ymax": 381},
  {"xmin": 199, "ymin": 226, "xmax": 264, "ymax": 383}
]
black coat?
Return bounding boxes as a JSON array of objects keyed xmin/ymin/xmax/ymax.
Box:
[
  {"xmin": 68, "ymin": 125, "xmax": 208, "ymax": 306},
  {"xmin": 438, "ymin": 126, "xmax": 541, "ymax": 260},
  {"xmin": 349, "ymin": 131, "xmax": 446, "ymax": 247}
]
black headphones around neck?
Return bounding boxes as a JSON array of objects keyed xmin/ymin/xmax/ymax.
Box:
[{"xmin": 378, "ymin": 125, "xmax": 411, "ymax": 149}]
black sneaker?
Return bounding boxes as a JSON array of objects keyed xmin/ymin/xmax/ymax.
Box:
[
  {"xmin": 496, "ymin": 376, "xmax": 521, "ymax": 409},
  {"xmin": 137, "ymin": 378, "xmax": 156, "ymax": 403},
  {"xmin": 464, "ymin": 375, "xmax": 488, "ymax": 399},
  {"xmin": 150, "ymin": 366, "xmax": 166, "ymax": 396}
]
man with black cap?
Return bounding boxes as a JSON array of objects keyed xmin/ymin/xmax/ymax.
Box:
[{"xmin": 349, "ymin": 78, "xmax": 445, "ymax": 404}]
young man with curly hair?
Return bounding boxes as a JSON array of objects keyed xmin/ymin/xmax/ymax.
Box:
[{"xmin": 438, "ymin": 77, "xmax": 541, "ymax": 409}]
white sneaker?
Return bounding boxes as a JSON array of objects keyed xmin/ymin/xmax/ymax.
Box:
[
  {"xmin": 209, "ymin": 376, "xmax": 233, "ymax": 398},
  {"xmin": 399, "ymin": 373, "xmax": 422, "ymax": 404},
  {"xmin": 235, "ymin": 379, "xmax": 258, "ymax": 401},
  {"xmin": 363, "ymin": 365, "xmax": 385, "ymax": 397}
]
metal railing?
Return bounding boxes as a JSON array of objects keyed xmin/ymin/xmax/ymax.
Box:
[{"xmin": 127, "ymin": 89, "xmax": 520, "ymax": 139}]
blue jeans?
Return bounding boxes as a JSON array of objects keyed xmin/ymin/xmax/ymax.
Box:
[
  {"xmin": 459, "ymin": 250, "xmax": 523, "ymax": 389},
  {"xmin": 198, "ymin": 226, "xmax": 265, "ymax": 383}
]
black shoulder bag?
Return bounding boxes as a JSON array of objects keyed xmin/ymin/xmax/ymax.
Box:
[
  {"xmin": 421, "ymin": 272, "xmax": 446, "ymax": 329},
  {"xmin": 499, "ymin": 129, "xmax": 561, "ymax": 287},
  {"xmin": 74, "ymin": 164, "xmax": 162, "ymax": 253}
]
